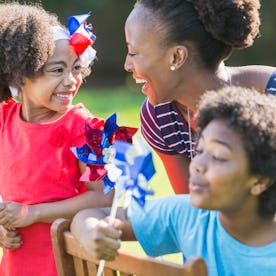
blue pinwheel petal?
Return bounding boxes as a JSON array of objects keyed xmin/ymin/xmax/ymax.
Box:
[
  {"xmin": 101, "ymin": 133, "xmax": 111, "ymax": 149},
  {"xmin": 102, "ymin": 175, "xmax": 116, "ymax": 194},
  {"xmin": 71, "ymin": 144, "xmax": 97, "ymax": 164},
  {"xmin": 68, "ymin": 12, "xmax": 91, "ymax": 35},
  {"xmin": 136, "ymin": 152, "xmax": 156, "ymax": 181},
  {"xmin": 113, "ymin": 140, "xmax": 132, "ymax": 162},
  {"xmin": 100, "ymin": 113, "xmax": 118, "ymax": 149},
  {"xmin": 104, "ymin": 113, "xmax": 118, "ymax": 138},
  {"xmin": 131, "ymin": 186, "xmax": 155, "ymax": 207}
]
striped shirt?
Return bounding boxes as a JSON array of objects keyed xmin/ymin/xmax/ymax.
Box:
[
  {"xmin": 140, "ymin": 100, "xmax": 194, "ymax": 158},
  {"xmin": 141, "ymin": 71, "xmax": 276, "ymax": 158}
]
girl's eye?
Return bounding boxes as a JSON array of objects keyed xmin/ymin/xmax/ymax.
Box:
[
  {"xmin": 212, "ymin": 155, "xmax": 227, "ymax": 162},
  {"xmin": 73, "ymin": 65, "xmax": 82, "ymax": 73},
  {"xmin": 51, "ymin": 68, "xmax": 64, "ymax": 73},
  {"xmin": 74, "ymin": 65, "xmax": 82, "ymax": 70},
  {"xmin": 128, "ymin": 52, "xmax": 136, "ymax": 57}
]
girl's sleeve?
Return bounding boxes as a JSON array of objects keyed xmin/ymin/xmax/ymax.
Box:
[{"xmin": 265, "ymin": 71, "xmax": 276, "ymax": 95}]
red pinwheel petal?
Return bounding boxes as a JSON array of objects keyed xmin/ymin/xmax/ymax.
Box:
[
  {"xmin": 85, "ymin": 128, "xmax": 103, "ymax": 155},
  {"xmin": 88, "ymin": 165, "xmax": 107, "ymax": 181},
  {"xmin": 110, "ymin": 126, "xmax": 138, "ymax": 143},
  {"xmin": 87, "ymin": 117, "xmax": 105, "ymax": 129},
  {"xmin": 79, "ymin": 166, "xmax": 91, "ymax": 182},
  {"xmin": 80, "ymin": 166, "xmax": 107, "ymax": 182},
  {"xmin": 70, "ymin": 33, "xmax": 91, "ymax": 56},
  {"xmin": 125, "ymin": 127, "xmax": 138, "ymax": 136}
]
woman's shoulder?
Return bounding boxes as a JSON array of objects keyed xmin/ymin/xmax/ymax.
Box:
[{"xmin": 228, "ymin": 65, "xmax": 276, "ymax": 93}]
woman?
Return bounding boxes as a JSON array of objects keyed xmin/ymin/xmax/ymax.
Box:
[{"xmin": 124, "ymin": 0, "xmax": 276, "ymax": 193}]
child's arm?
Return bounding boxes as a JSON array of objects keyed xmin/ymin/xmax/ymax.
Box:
[
  {"xmin": 0, "ymin": 179, "xmax": 114, "ymax": 229},
  {"xmin": 70, "ymin": 207, "xmax": 136, "ymax": 261}
]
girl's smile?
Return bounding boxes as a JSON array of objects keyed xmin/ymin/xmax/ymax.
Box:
[{"xmin": 21, "ymin": 40, "xmax": 82, "ymax": 123}]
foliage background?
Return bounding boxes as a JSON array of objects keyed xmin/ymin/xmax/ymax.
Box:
[
  {"xmin": 0, "ymin": 0, "xmax": 275, "ymax": 263},
  {"xmin": 5, "ymin": 0, "xmax": 275, "ymax": 88}
]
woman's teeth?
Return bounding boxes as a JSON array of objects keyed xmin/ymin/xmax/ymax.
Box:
[{"xmin": 135, "ymin": 79, "xmax": 146, "ymax": 84}]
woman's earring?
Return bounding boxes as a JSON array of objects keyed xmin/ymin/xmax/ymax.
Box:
[{"xmin": 170, "ymin": 65, "xmax": 176, "ymax": 71}]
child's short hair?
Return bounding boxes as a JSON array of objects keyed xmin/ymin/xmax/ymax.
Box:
[
  {"xmin": 0, "ymin": 3, "xmax": 59, "ymax": 101},
  {"xmin": 196, "ymin": 87, "xmax": 276, "ymax": 218}
]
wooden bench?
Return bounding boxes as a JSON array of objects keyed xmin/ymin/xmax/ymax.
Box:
[{"xmin": 51, "ymin": 218, "xmax": 208, "ymax": 276}]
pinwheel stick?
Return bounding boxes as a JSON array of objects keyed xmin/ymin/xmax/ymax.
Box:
[
  {"xmin": 97, "ymin": 139, "xmax": 155, "ymax": 276},
  {"xmin": 96, "ymin": 188, "xmax": 119, "ymax": 276}
]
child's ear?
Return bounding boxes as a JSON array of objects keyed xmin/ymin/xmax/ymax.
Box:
[{"xmin": 250, "ymin": 177, "xmax": 271, "ymax": 196}]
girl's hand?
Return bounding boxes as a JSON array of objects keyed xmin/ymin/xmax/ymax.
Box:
[
  {"xmin": 0, "ymin": 225, "xmax": 22, "ymax": 250},
  {"xmin": 0, "ymin": 202, "xmax": 34, "ymax": 228},
  {"xmin": 81, "ymin": 217, "xmax": 123, "ymax": 261}
]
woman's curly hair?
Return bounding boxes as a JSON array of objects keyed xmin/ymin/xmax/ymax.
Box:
[
  {"xmin": 0, "ymin": 2, "xmax": 60, "ymax": 101},
  {"xmin": 193, "ymin": 0, "xmax": 260, "ymax": 48},
  {"xmin": 135, "ymin": 0, "xmax": 260, "ymax": 70},
  {"xmin": 196, "ymin": 87, "xmax": 276, "ymax": 218}
]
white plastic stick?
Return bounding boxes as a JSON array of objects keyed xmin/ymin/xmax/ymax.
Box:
[{"xmin": 96, "ymin": 189, "xmax": 119, "ymax": 276}]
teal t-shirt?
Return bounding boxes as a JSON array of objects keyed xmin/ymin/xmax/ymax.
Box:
[{"xmin": 129, "ymin": 195, "xmax": 276, "ymax": 276}]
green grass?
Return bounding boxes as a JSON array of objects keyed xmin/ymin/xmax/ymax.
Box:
[{"xmin": 74, "ymin": 87, "xmax": 182, "ymax": 264}]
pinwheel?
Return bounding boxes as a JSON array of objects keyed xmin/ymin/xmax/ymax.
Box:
[
  {"xmin": 97, "ymin": 136, "xmax": 156, "ymax": 276},
  {"xmin": 71, "ymin": 113, "xmax": 137, "ymax": 193},
  {"xmin": 105, "ymin": 138, "xmax": 155, "ymax": 207}
]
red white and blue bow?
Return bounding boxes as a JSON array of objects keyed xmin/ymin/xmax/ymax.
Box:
[{"xmin": 67, "ymin": 12, "xmax": 97, "ymax": 67}]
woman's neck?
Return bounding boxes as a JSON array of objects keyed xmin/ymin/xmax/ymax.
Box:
[{"xmin": 176, "ymin": 63, "xmax": 231, "ymax": 112}]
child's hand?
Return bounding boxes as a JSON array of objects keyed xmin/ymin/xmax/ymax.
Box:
[
  {"xmin": 81, "ymin": 217, "xmax": 123, "ymax": 261},
  {"xmin": 0, "ymin": 202, "xmax": 34, "ymax": 228},
  {"xmin": 0, "ymin": 225, "xmax": 22, "ymax": 250}
]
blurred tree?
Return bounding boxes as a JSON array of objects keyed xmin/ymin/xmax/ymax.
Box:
[
  {"xmin": 7, "ymin": 0, "xmax": 275, "ymax": 87},
  {"xmin": 229, "ymin": 0, "xmax": 276, "ymax": 67},
  {"xmin": 41, "ymin": 0, "xmax": 135, "ymax": 87}
]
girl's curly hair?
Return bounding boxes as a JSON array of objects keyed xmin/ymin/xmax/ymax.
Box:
[
  {"xmin": 135, "ymin": 0, "xmax": 260, "ymax": 70},
  {"xmin": 0, "ymin": 2, "xmax": 60, "ymax": 101},
  {"xmin": 196, "ymin": 87, "xmax": 276, "ymax": 218}
]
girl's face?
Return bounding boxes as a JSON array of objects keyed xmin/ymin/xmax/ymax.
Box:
[
  {"xmin": 124, "ymin": 5, "xmax": 179, "ymax": 105},
  {"xmin": 189, "ymin": 119, "xmax": 258, "ymax": 214},
  {"xmin": 21, "ymin": 39, "xmax": 82, "ymax": 122}
]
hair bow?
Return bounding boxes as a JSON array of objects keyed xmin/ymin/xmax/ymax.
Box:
[{"xmin": 67, "ymin": 12, "xmax": 97, "ymax": 67}]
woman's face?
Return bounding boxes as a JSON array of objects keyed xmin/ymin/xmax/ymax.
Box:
[
  {"xmin": 124, "ymin": 5, "xmax": 179, "ymax": 105},
  {"xmin": 189, "ymin": 119, "xmax": 258, "ymax": 214}
]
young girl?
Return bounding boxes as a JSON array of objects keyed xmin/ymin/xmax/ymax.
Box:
[
  {"xmin": 71, "ymin": 87, "xmax": 276, "ymax": 276},
  {"xmin": 124, "ymin": 0, "xmax": 276, "ymax": 194},
  {"xmin": 0, "ymin": 3, "xmax": 113, "ymax": 276}
]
